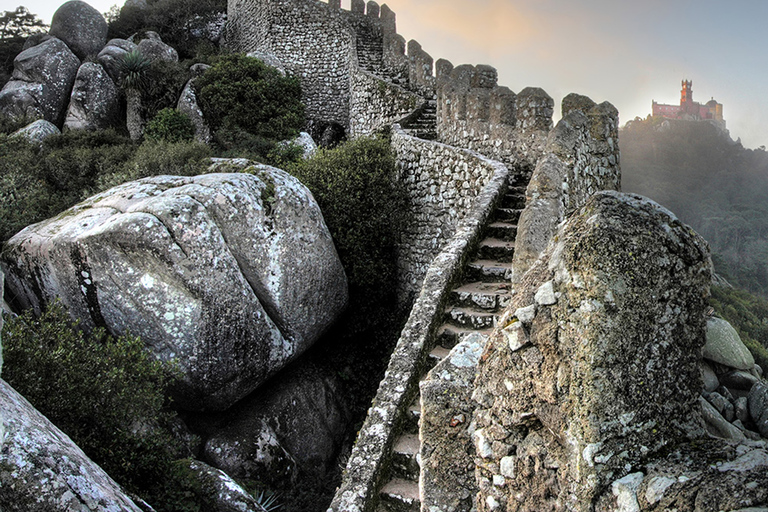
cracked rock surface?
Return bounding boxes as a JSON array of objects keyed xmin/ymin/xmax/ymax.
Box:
[{"xmin": 1, "ymin": 166, "xmax": 348, "ymax": 411}]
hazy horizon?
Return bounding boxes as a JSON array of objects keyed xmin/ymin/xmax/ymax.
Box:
[{"xmin": 18, "ymin": 0, "xmax": 768, "ymax": 148}]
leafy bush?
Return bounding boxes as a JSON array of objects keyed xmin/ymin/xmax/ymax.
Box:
[
  {"xmin": 710, "ymin": 285, "xmax": 768, "ymax": 372},
  {"xmin": 1, "ymin": 303, "xmax": 234, "ymax": 511},
  {"xmin": 97, "ymin": 140, "xmax": 212, "ymax": 190},
  {"xmin": 141, "ymin": 60, "xmax": 192, "ymax": 121},
  {"xmin": 0, "ymin": 131, "xmax": 212, "ymax": 243},
  {"xmin": 196, "ymin": 54, "xmax": 304, "ymax": 142},
  {"xmin": 288, "ymin": 134, "xmax": 407, "ymax": 315},
  {"xmin": 145, "ymin": 108, "xmax": 195, "ymax": 143},
  {"xmin": 2, "ymin": 303, "xmax": 180, "ymax": 492}
]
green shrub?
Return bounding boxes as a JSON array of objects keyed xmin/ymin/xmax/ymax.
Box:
[
  {"xmin": 2, "ymin": 303, "xmax": 181, "ymax": 492},
  {"xmin": 141, "ymin": 60, "xmax": 192, "ymax": 121},
  {"xmin": 145, "ymin": 108, "xmax": 195, "ymax": 143},
  {"xmin": 288, "ymin": 134, "xmax": 407, "ymax": 315},
  {"xmin": 196, "ymin": 54, "xmax": 304, "ymax": 142},
  {"xmin": 97, "ymin": 140, "xmax": 212, "ymax": 190}
]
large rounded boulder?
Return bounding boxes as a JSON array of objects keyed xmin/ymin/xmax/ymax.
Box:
[
  {"xmin": 49, "ymin": 0, "xmax": 108, "ymax": 60},
  {"xmin": 64, "ymin": 62, "xmax": 119, "ymax": 131},
  {"xmin": 194, "ymin": 362, "xmax": 350, "ymax": 487},
  {"xmin": 1, "ymin": 166, "xmax": 348, "ymax": 411},
  {"xmin": 97, "ymin": 38, "xmax": 138, "ymax": 84},
  {"xmin": 0, "ymin": 38, "xmax": 80, "ymax": 126}
]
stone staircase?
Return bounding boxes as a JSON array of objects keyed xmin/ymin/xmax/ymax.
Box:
[
  {"xmin": 356, "ymin": 29, "xmax": 384, "ymax": 75},
  {"xmin": 401, "ymin": 99, "xmax": 437, "ymax": 141},
  {"xmin": 376, "ymin": 176, "xmax": 528, "ymax": 512}
]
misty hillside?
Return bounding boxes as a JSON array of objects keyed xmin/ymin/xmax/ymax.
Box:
[{"xmin": 621, "ymin": 118, "xmax": 768, "ymax": 296}]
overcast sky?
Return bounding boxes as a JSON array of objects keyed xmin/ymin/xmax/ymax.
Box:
[{"xmin": 18, "ymin": 0, "xmax": 768, "ymax": 148}]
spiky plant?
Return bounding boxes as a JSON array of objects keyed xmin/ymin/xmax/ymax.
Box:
[
  {"xmin": 118, "ymin": 50, "xmax": 151, "ymax": 140},
  {"xmin": 254, "ymin": 490, "xmax": 281, "ymax": 512},
  {"xmin": 118, "ymin": 49, "xmax": 151, "ymax": 90}
]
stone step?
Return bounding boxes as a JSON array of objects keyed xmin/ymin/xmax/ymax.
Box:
[
  {"xmin": 501, "ymin": 193, "xmax": 526, "ymax": 210},
  {"xmin": 486, "ymin": 221, "xmax": 517, "ymax": 241},
  {"xmin": 445, "ymin": 306, "xmax": 497, "ymax": 330},
  {"xmin": 494, "ymin": 207, "xmax": 523, "ymax": 224},
  {"xmin": 391, "ymin": 433, "xmax": 420, "ymax": 480},
  {"xmin": 436, "ymin": 324, "xmax": 492, "ymax": 349},
  {"xmin": 380, "ymin": 478, "xmax": 420, "ymax": 512},
  {"xmin": 429, "ymin": 345, "xmax": 451, "ymax": 363},
  {"xmin": 401, "ymin": 397, "xmax": 421, "ymax": 432},
  {"xmin": 465, "ymin": 259, "xmax": 514, "ymax": 283},
  {"xmin": 507, "ymin": 185, "xmax": 527, "ymax": 195},
  {"xmin": 450, "ymin": 281, "xmax": 512, "ymax": 311},
  {"xmin": 477, "ymin": 238, "xmax": 515, "ymax": 262}
]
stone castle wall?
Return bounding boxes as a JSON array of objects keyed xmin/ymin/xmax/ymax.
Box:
[
  {"xmin": 391, "ymin": 125, "xmax": 514, "ymax": 295},
  {"xmin": 329, "ymin": 141, "xmax": 511, "ymax": 512},
  {"xmin": 227, "ymin": 0, "xmax": 356, "ymax": 127},
  {"xmin": 226, "ymin": 0, "xmax": 436, "ymax": 132}
]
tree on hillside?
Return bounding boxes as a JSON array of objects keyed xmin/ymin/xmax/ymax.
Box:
[{"xmin": 0, "ymin": 6, "xmax": 47, "ymax": 87}]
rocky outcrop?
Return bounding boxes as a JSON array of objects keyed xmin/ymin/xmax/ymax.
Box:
[
  {"xmin": 0, "ymin": 38, "xmax": 80, "ymax": 126},
  {"xmin": 473, "ymin": 191, "xmax": 711, "ymax": 511},
  {"xmin": 11, "ymin": 119, "xmax": 60, "ymax": 143},
  {"xmin": 704, "ymin": 317, "xmax": 755, "ymax": 370},
  {"xmin": 511, "ymin": 96, "xmax": 621, "ymax": 282},
  {"xmin": 137, "ymin": 32, "xmax": 179, "ymax": 63},
  {"xmin": 1, "ymin": 166, "xmax": 348, "ymax": 411},
  {"xmin": 97, "ymin": 39, "xmax": 138, "ymax": 84},
  {"xmin": 177, "ymin": 76, "xmax": 211, "ymax": 143},
  {"xmin": 0, "ymin": 379, "xmax": 143, "ymax": 511},
  {"xmin": 64, "ymin": 62, "xmax": 120, "ymax": 131},
  {"xmin": 49, "ymin": 0, "xmax": 108, "ymax": 60},
  {"xmin": 193, "ymin": 362, "xmax": 349, "ymax": 487}
]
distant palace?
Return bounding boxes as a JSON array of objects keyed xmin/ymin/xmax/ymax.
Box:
[{"xmin": 652, "ymin": 80, "xmax": 726, "ymax": 131}]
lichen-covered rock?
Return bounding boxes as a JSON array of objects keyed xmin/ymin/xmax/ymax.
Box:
[
  {"xmin": 64, "ymin": 62, "xmax": 119, "ymax": 131},
  {"xmin": 596, "ymin": 440, "xmax": 768, "ymax": 511},
  {"xmin": 11, "ymin": 119, "xmax": 60, "ymax": 143},
  {"xmin": 1, "ymin": 167, "xmax": 348, "ymax": 411},
  {"xmin": 704, "ymin": 317, "xmax": 755, "ymax": 371},
  {"xmin": 749, "ymin": 382, "xmax": 768, "ymax": 438},
  {"xmin": 185, "ymin": 460, "xmax": 271, "ymax": 512},
  {"xmin": 97, "ymin": 38, "xmax": 138, "ymax": 84},
  {"xmin": 287, "ymin": 131, "xmax": 317, "ymax": 159},
  {"xmin": 137, "ymin": 33, "xmax": 178, "ymax": 63},
  {"xmin": 0, "ymin": 379, "xmax": 144, "ymax": 511},
  {"xmin": 176, "ymin": 77, "xmax": 211, "ymax": 143},
  {"xmin": 195, "ymin": 362, "xmax": 349, "ymax": 487},
  {"xmin": 0, "ymin": 38, "xmax": 80, "ymax": 126},
  {"xmin": 420, "ymin": 333, "xmax": 485, "ymax": 512},
  {"xmin": 49, "ymin": 0, "xmax": 108, "ymax": 60},
  {"xmin": 473, "ymin": 191, "xmax": 711, "ymax": 511},
  {"xmin": 701, "ymin": 361, "xmax": 719, "ymax": 392}
]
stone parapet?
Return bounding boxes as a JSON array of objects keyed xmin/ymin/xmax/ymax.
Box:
[{"xmin": 328, "ymin": 128, "xmax": 511, "ymax": 512}]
